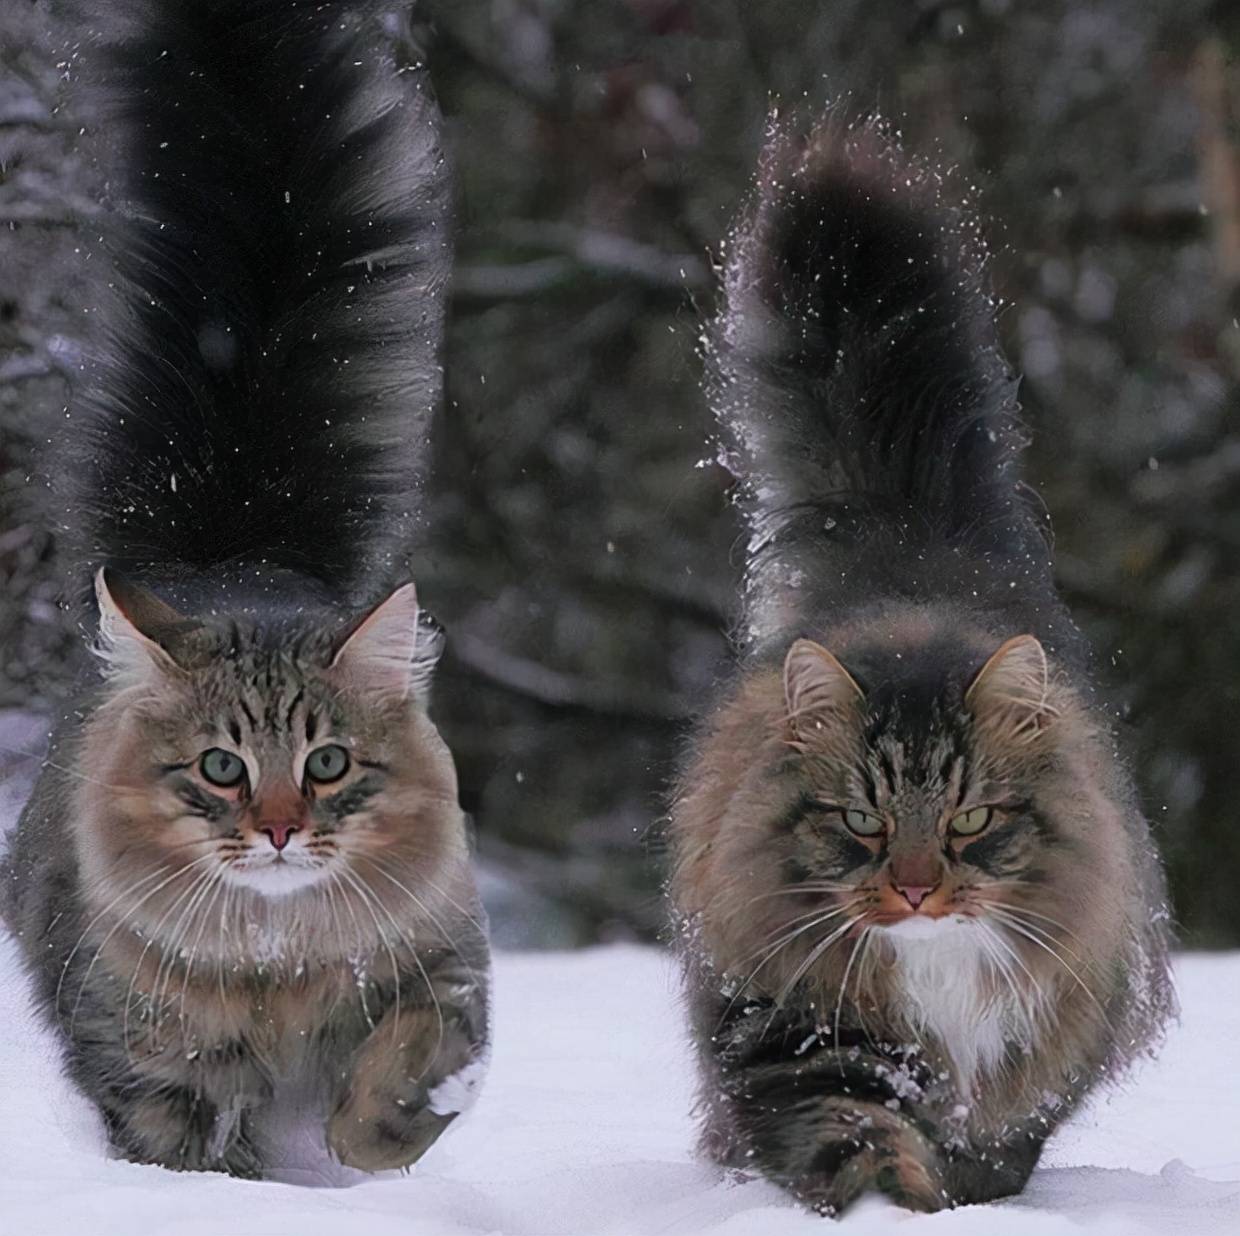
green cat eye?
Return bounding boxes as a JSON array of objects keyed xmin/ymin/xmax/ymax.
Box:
[
  {"xmin": 305, "ymin": 743, "xmax": 350, "ymax": 784},
  {"xmin": 200, "ymin": 748, "xmax": 246, "ymax": 788},
  {"xmin": 950, "ymin": 806, "xmax": 993, "ymax": 836},
  {"xmin": 842, "ymin": 808, "xmax": 884, "ymax": 838}
]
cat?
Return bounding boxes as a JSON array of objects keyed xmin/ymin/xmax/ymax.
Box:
[
  {"xmin": 2, "ymin": 0, "xmax": 489, "ymax": 1179},
  {"xmin": 667, "ymin": 113, "xmax": 1175, "ymax": 1216}
]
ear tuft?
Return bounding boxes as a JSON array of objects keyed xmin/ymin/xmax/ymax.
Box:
[
  {"xmin": 409, "ymin": 609, "xmax": 446, "ymax": 701},
  {"xmin": 94, "ymin": 568, "xmax": 188, "ymax": 686},
  {"xmin": 783, "ymin": 638, "xmax": 863, "ymax": 744},
  {"xmin": 966, "ymin": 634, "xmax": 1057, "ymax": 743},
  {"xmin": 330, "ymin": 582, "xmax": 424, "ymax": 702}
]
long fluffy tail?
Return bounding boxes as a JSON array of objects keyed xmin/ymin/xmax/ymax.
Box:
[
  {"xmin": 58, "ymin": 0, "xmax": 449, "ymax": 595},
  {"xmin": 710, "ymin": 114, "xmax": 1052, "ymax": 639}
]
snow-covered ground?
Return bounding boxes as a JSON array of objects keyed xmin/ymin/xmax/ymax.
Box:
[
  {"xmin": 0, "ymin": 713, "xmax": 1237, "ymax": 1235},
  {"xmin": 2, "ymin": 944, "xmax": 1238, "ymax": 1235}
]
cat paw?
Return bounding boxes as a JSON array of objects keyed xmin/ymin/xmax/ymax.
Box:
[
  {"xmin": 326, "ymin": 1095, "xmax": 455, "ymax": 1173},
  {"xmin": 108, "ymin": 1092, "xmax": 264, "ymax": 1178},
  {"xmin": 801, "ymin": 1144, "xmax": 951, "ymax": 1216}
]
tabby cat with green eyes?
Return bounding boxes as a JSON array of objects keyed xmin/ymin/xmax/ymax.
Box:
[
  {"xmin": 669, "ymin": 117, "xmax": 1173, "ymax": 1215},
  {"xmin": 7, "ymin": 572, "xmax": 488, "ymax": 1178},
  {"xmin": 3, "ymin": 0, "xmax": 489, "ymax": 1179}
]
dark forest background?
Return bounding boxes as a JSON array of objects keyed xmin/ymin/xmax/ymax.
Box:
[{"xmin": 2, "ymin": 0, "xmax": 1239, "ymax": 947}]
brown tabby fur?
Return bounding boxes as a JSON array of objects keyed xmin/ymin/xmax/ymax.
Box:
[
  {"xmin": 5, "ymin": 578, "xmax": 489, "ymax": 1178},
  {"xmin": 5, "ymin": 0, "xmax": 486, "ymax": 1180},
  {"xmin": 668, "ymin": 115, "xmax": 1173, "ymax": 1216},
  {"xmin": 671, "ymin": 606, "xmax": 1172, "ymax": 1212}
]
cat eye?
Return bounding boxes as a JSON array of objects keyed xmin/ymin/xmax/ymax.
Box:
[
  {"xmin": 305, "ymin": 744, "xmax": 350, "ymax": 784},
  {"xmin": 200, "ymin": 748, "xmax": 246, "ymax": 788},
  {"xmin": 950, "ymin": 806, "xmax": 993, "ymax": 836},
  {"xmin": 841, "ymin": 808, "xmax": 885, "ymax": 838}
]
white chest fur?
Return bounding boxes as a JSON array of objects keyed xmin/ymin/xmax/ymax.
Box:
[{"xmin": 877, "ymin": 915, "xmax": 1042, "ymax": 1093}]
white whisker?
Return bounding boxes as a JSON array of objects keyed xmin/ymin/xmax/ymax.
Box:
[
  {"xmin": 831, "ymin": 924, "xmax": 871, "ymax": 1053},
  {"xmin": 988, "ymin": 907, "xmax": 1108, "ymax": 1019},
  {"xmin": 716, "ymin": 900, "xmax": 863, "ymax": 1028},
  {"xmin": 55, "ymin": 865, "xmax": 171, "ymax": 1019},
  {"xmin": 337, "ymin": 867, "xmax": 408, "ymax": 1051},
  {"xmin": 123, "ymin": 863, "xmax": 219, "ymax": 1055},
  {"xmin": 776, "ymin": 914, "xmax": 863, "ymax": 1007},
  {"xmin": 70, "ymin": 854, "xmax": 218, "ymax": 1038},
  {"xmin": 355, "ymin": 856, "xmax": 484, "ymax": 988}
]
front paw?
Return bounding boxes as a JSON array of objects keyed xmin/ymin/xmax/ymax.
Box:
[
  {"xmin": 328, "ymin": 1003, "xmax": 482, "ymax": 1172},
  {"xmin": 327, "ymin": 1094, "xmax": 455, "ymax": 1172},
  {"xmin": 823, "ymin": 1149, "xmax": 949, "ymax": 1215},
  {"xmin": 795, "ymin": 1132, "xmax": 950, "ymax": 1216},
  {"xmin": 770, "ymin": 1097, "xmax": 951, "ymax": 1216}
]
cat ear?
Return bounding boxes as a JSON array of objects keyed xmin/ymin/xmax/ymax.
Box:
[
  {"xmin": 783, "ymin": 638, "xmax": 863, "ymax": 744},
  {"xmin": 330, "ymin": 582, "xmax": 424, "ymax": 701},
  {"xmin": 94, "ymin": 567, "xmax": 189, "ymax": 684},
  {"xmin": 409, "ymin": 609, "xmax": 446, "ymax": 701},
  {"xmin": 966, "ymin": 634, "xmax": 1057, "ymax": 742}
]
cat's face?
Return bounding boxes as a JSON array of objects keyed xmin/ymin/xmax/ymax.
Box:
[
  {"xmin": 75, "ymin": 572, "xmax": 464, "ymax": 933},
  {"xmin": 673, "ymin": 620, "xmax": 1131, "ymax": 1004},
  {"xmin": 778, "ymin": 636, "xmax": 1057, "ymax": 934}
]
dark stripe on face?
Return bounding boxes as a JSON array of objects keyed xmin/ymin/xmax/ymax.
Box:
[
  {"xmin": 820, "ymin": 831, "xmax": 876, "ymax": 877},
  {"xmin": 859, "ymin": 762, "xmax": 880, "ymax": 807},
  {"xmin": 1026, "ymin": 805, "xmax": 1062, "ymax": 846},
  {"xmin": 239, "ymin": 699, "xmax": 257, "ymax": 730},
  {"xmin": 781, "ymin": 855, "xmax": 816, "ymax": 884},
  {"xmin": 938, "ymin": 750, "xmax": 957, "ymax": 787},
  {"xmin": 773, "ymin": 793, "xmax": 821, "ymax": 835},
  {"xmin": 284, "ymin": 688, "xmax": 304, "ymax": 732},
  {"xmin": 959, "ymin": 818, "xmax": 1032, "ymax": 874},
  {"xmin": 318, "ymin": 774, "xmax": 384, "ymax": 825},
  {"xmin": 1017, "ymin": 864, "xmax": 1052, "ymax": 887},
  {"xmin": 955, "ymin": 757, "xmax": 972, "ymax": 807},
  {"xmin": 173, "ymin": 777, "xmax": 230, "ymax": 822},
  {"xmin": 876, "ymin": 746, "xmax": 898, "ymax": 795}
]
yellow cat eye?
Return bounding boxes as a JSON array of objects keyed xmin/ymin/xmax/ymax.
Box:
[
  {"xmin": 842, "ymin": 808, "xmax": 885, "ymax": 838},
  {"xmin": 950, "ymin": 806, "xmax": 993, "ymax": 837}
]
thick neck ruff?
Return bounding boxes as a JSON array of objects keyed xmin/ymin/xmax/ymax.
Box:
[{"xmin": 876, "ymin": 915, "xmax": 1045, "ymax": 1095}]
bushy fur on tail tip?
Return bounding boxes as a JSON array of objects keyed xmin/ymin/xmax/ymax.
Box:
[
  {"xmin": 709, "ymin": 105, "xmax": 1033, "ymax": 584},
  {"xmin": 722, "ymin": 108, "xmax": 997, "ymax": 348}
]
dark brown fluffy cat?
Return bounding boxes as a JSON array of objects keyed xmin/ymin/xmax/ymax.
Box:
[
  {"xmin": 668, "ymin": 116, "xmax": 1174, "ymax": 1216},
  {"xmin": 2, "ymin": 0, "xmax": 489, "ymax": 1178}
]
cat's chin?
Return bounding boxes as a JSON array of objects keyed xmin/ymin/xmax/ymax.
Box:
[
  {"xmin": 876, "ymin": 912, "xmax": 974, "ymax": 941},
  {"xmin": 223, "ymin": 859, "xmax": 331, "ymax": 898}
]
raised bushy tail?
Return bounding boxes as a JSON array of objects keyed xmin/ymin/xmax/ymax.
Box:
[
  {"xmin": 58, "ymin": 0, "xmax": 449, "ymax": 596},
  {"xmin": 710, "ymin": 114, "xmax": 1052, "ymax": 638}
]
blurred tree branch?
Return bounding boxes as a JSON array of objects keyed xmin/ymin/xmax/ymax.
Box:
[
  {"xmin": 4, "ymin": 0, "xmax": 1240, "ymax": 946},
  {"xmin": 451, "ymin": 631, "xmax": 690, "ymax": 721}
]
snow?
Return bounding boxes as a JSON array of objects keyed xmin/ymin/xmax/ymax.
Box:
[
  {"xmin": 0, "ymin": 940, "xmax": 1236, "ymax": 1235},
  {"xmin": 0, "ymin": 723, "xmax": 1237, "ymax": 1234},
  {"xmin": 427, "ymin": 1053, "xmax": 491, "ymax": 1117}
]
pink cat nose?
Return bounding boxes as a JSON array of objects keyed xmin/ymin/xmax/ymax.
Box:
[
  {"xmin": 260, "ymin": 822, "xmax": 301, "ymax": 851},
  {"xmin": 895, "ymin": 883, "xmax": 937, "ymax": 910}
]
